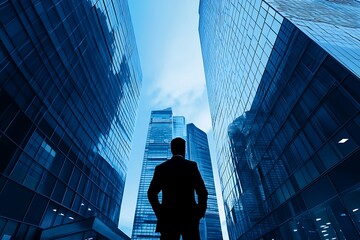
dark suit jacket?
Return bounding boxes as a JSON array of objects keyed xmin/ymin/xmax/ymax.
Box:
[{"xmin": 148, "ymin": 155, "xmax": 208, "ymax": 233}]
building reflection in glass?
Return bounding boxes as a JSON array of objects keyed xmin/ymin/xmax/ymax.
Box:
[
  {"xmin": 199, "ymin": 0, "xmax": 360, "ymax": 239},
  {"xmin": 267, "ymin": 0, "xmax": 360, "ymax": 78},
  {"xmin": 0, "ymin": 0, "xmax": 141, "ymax": 238}
]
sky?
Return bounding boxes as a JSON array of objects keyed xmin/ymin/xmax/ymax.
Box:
[{"xmin": 118, "ymin": 0, "xmax": 229, "ymax": 239}]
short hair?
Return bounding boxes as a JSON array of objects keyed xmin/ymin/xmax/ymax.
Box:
[{"xmin": 171, "ymin": 137, "xmax": 186, "ymax": 156}]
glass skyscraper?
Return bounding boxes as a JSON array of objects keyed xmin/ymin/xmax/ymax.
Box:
[
  {"xmin": 187, "ymin": 123, "xmax": 223, "ymax": 240},
  {"xmin": 132, "ymin": 108, "xmax": 181, "ymax": 239},
  {"xmin": 199, "ymin": 0, "xmax": 360, "ymax": 239},
  {"xmin": 132, "ymin": 108, "xmax": 222, "ymax": 239},
  {"xmin": 0, "ymin": 0, "xmax": 141, "ymax": 239}
]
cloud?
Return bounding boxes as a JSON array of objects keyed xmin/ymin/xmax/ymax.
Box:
[
  {"xmin": 149, "ymin": 68, "xmax": 212, "ymax": 133},
  {"xmin": 146, "ymin": 14, "xmax": 212, "ymax": 133},
  {"xmin": 129, "ymin": 0, "xmax": 211, "ymax": 131}
]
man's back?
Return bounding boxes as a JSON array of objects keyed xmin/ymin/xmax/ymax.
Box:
[
  {"xmin": 148, "ymin": 137, "xmax": 208, "ymax": 240},
  {"xmin": 155, "ymin": 156, "xmax": 205, "ymax": 219}
]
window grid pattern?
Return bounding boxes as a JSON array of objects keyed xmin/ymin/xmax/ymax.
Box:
[
  {"xmin": 199, "ymin": 0, "xmax": 360, "ymax": 239},
  {"xmin": 0, "ymin": 0, "xmax": 141, "ymax": 238},
  {"xmin": 199, "ymin": 0, "xmax": 284, "ymax": 239},
  {"xmin": 267, "ymin": 0, "xmax": 360, "ymax": 78},
  {"xmin": 132, "ymin": 108, "xmax": 176, "ymax": 239}
]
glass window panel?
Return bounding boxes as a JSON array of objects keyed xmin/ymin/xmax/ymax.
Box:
[
  {"xmin": 59, "ymin": 160, "xmax": 73, "ymax": 183},
  {"xmin": 303, "ymin": 122, "xmax": 323, "ymax": 150},
  {"xmin": 323, "ymin": 87, "xmax": 358, "ymax": 125},
  {"xmin": 294, "ymin": 170, "xmax": 307, "ymax": 189},
  {"xmin": 51, "ymin": 180, "xmax": 66, "ymax": 203},
  {"xmin": 2, "ymin": 221, "xmax": 18, "ymax": 239},
  {"xmin": 24, "ymin": 194, "xmax": 48, "ymax": 225},
  {"xmin": 10, "ymin": 153, "xmax": 31, "ymax": 184},
  {"xmin": 0, "ymin": 135, "xmax": 18, "ymax": 173},
  {"xmin": 23, "ymin": 161, "xmax": 44, "ymax": 190},
  {"xmin": 318, "ymin": 144, "xmax": 341, "ymax": 170},
  {"xmin": 310, "ymin": 106, "xmax": 338, "ymax": 140},
  {"xmin": 69, "ymin": 167, "xmax": 81, "ymax": 189},
  {"xmin": 342, "ymin": 75, "xmax": 360, "ymax": 104},
  {"xmin": 332, "ymin": 128, "xmax": 358, "ymax": 158},
  {"xmin": 305, "ymin": 161, "xmax": 319, "ymax": 180},
  {"xmin": 301, "ymin": 177, "xmax": 337, "ymax": 209},
  {"xmin": 62, "ymin": 188, "xmax": 75, "ymax": 207},
  {"xmin": 37, "ymin": 171, "xmax": 56, "ymax": 196},
  {"xmin": 345, "ymin": 114, "xmax": 360, "ymax": 145},
  {"xmin": 14, "ymin": 224, "xmax": 29, "ymax": 239},
  {"xmin": 329, "ymin": 150, "xmax": 360, "ymax": 192},
  {"xmin": 40, "ymin": 202, "xmax": 58, "ymax": 228},
  {"xmin": 0, "ymin": 180, "xmax": 33, "ymax": 221}
]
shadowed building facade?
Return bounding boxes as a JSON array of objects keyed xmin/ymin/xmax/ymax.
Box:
[
  {"xmin": 0, "ymin": 0, "xmax": 141, "ymax": 239},
  {"xmin": 199, "ymin": 0, "xmax": 360, "ymax": 239},
  {"xmin": 132, "ymin": 108, "xmax": 222, "ymax": 239}
]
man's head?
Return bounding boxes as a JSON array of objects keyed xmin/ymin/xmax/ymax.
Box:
[{"xmin": 171, "ymin": 137, "xmax": 186, "ymax": 157}]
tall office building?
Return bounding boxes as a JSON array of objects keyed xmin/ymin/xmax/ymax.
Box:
[
  {"xmin": 0, "ymin": 0, "xmax": 141, "ymax": 239},
  {"xmin": 187, "ymin": 123, "xmax": 223, "ymax": 240},
  {"xmin": 132, "ymin": 108, "xmax": 222, "ymax": 239},
  {"xmin": 199, "ymin": 0, "xmax": 360, "ymax": 239},
  {"xmin": 132, "ymin": 108, "xmax": 182, "ymax": 239}
]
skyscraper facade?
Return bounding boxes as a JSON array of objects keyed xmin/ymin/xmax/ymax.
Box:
[
  {"xmin": 0, "ymin": 0, "xmax": 141, "ymax": 239},
  {"xmin": 132, "ymin": 108, "xmax": 222, "ymax": 239},
  {"xmin": 132, "ymin": 108, "xmax": 182, "ymax": 239},
  {"xmin": 199, "ymin": 0, "xmax": 360, "ymax": 239},
  {"xmin": 187, "ymin": 123, "xmax": 223, "ymax": 240}
]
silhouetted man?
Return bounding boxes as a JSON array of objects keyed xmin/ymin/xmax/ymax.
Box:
[{"xmin": 148, "ymin": 137, "xmax": 208, "ymax": 240}]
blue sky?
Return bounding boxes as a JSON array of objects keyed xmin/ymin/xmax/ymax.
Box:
[{"xmin": 118, "ymin": 1, "xmax": 229, "ymax": 239}]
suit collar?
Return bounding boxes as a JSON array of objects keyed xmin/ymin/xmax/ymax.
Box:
[{"xmin": 171, "ymin": 155, "xmax": 185, "ymax": 161}]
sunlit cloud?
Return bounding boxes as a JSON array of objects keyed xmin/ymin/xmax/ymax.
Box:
[{"xmin": 146, "ymin": 16, "xmax": 212, "ymax": 133}]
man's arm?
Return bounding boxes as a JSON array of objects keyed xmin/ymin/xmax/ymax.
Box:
[
  {"xmin": 194, "ymin": 163, "xmax": 208, "ymax": 218},
  {"xmin": 147, "ymin": 166, "xmax": 162, "ymax": 218}
]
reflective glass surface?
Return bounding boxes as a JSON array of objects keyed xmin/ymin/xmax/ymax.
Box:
[
  {"xmin": 132, "ymin": 108, "xmax": 182, "ymax": 239},
  {"xmin": 0, "ymin": 0, "xmax": 141, "ymax": 238},
  {"xmin": 199, "ymin": 0, "xmax": 360, "ymax": 239},
  {"xmin": 267, "ymin": 0, "xmax": 360, "ymax": 78}
]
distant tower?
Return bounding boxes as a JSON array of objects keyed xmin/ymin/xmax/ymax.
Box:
[
  {"xmin": 187, "ymin": 123, "xmax": 223, "ymax": 240},
  {"xmin": 132, "ymin": 108, "xmax": 179, "ymax": 239},
  {"xmin": 132, "ymin": 108, "xmax": 222, "ymax": 239}
]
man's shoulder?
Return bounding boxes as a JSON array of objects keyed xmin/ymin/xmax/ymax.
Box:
[
  {"xmin": 185, "ymin": 159, "xmax": 197, "ymax": 166},
  {"xmin": 177, "ymin": 158, "xmax": 198, "ymax": 168},
  {"xmin": 156, "ymin": 159, "xmax": 174, "ymax": 168},
  {"xmin": 158, "ymin": 157, "xmax": 197, "ymax": 167},
  {"xmin": 156, "ymin": 161, "xmax": 167, "ymax": 169}
]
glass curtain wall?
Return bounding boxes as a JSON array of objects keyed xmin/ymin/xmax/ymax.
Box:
[
  {"xmin": 0, "ymin": 0, "xmax": 141, "ymax": 238},
  {"xmin": 199, "ymin": 0, "xmax": 360, "ymax": 239},
  {"xmin": 132, "ymin": 108, "xmax": 179, "ymax": 239}
]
